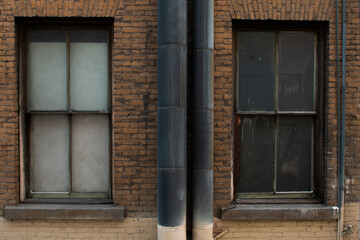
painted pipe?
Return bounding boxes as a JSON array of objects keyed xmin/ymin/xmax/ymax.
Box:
[
  {"xmin": 192, "ymin": 0, "xmax": 214, "ymax": 239},
  {"xmin": 337, "ymin": 0, "xmax": 346, "ymax": 239},
  {"xmin": 336, "ymin": 0, "xmax": 341, "ymax": 206},
  {"xmin": 157, "ymin": 0, "xmax": 187, "ymax": 239},
  {"xmin": 336, "ymin": 0, "xmax": 341, "ymax": 238}
]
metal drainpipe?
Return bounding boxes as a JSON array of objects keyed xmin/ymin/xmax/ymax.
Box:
[
  {"xmin": 337, "ymin": 0, "xmax": 346, "ymax": 239},
  {"xmin": 192, "ymin": 0, "xmax": 214, "ymax": 240},
  {"xmin": 157, "ymin": 0, "xmax": 187, "ymax": 239}
]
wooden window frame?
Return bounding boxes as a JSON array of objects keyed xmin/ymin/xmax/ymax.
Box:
[
  {"xmin": 233, "ymin": 21, "xmax": 326, "ymax": 203},
  {"xmin": 18, "ymin": 18, "xmax": 114, "ymax": 202}
]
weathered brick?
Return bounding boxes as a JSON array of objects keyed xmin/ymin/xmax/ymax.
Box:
[{"xmin": 0, "ymin": 0, "xmax": 359, "ymax": 238}]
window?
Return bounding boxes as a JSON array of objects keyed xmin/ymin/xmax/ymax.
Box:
[
  {"xmin": 21, "ymin": 24, "xmax": 112, "ymax": 199},
  {"xmin": 234, "ymin": 23, "xmax": 324, "ymax": 200}
]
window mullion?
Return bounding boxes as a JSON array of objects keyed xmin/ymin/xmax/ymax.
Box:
[
  {"xmin": 69, "ymin": 115, "xmax": 72, "ymax": 195},
  {"xmin": 273, "ymin": 116, "xmax": 279, "ymax": 194},
  {"xmin": 26, "ymin": 29, "xmax": 33, "ymax": 197},
  {"xmin": 29, "ymin": 115, "xmax": 34, "ymax": 196},
  {"xmin": 311, "ymin": 117, "xmax": 315, "ymax": 193},
  {"xmin": 66, "ymin": 30, "xmax": 72, "ymax": 195},
  {"xmin": 67, "ymin": 30, "xmax": 71, "ymax": 112},
  {"xmin": 275, "ymin": 31, "xmax": 279, "ymax": 113},
  {"xmin": 313, "ymin": 34, "xmax": 318, "ymax": 111},
  {"xmin": 273, "ymin": 32, "xmax": 279, "ymax": 194}
]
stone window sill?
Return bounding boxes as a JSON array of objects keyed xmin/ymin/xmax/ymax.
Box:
[
  {"xmin": 4, "ymin": 204, "xmax": 124, "ymax": 220},
  {"xmin": 221, "ymin": 204, "xmax": 339, "ymax": 220}
]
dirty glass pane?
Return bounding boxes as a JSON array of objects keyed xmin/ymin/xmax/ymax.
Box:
[
  {"xmin": 277, "ymin": 116, "xmax": 312, "ymax": 192},
  {"xmin": 70, "ymin": 30, "xmax": 108, "ymax": 111},
  {"xmin": 71, "ymin": 115, "xmax": 109, "ymax": 192},
  {"xmin": 238, "ymin": 116, "xmax": 274, "ymax": 193},
  {"xmin": 30, "ymin": 115, "xmax": 70, "ymax": 192},
  {"xmin": 237, "ymin": 32, "xmax": 275, "ymax": 111},
  {"xmin": 28, "ymin": 30, "xmax": 67, "ymax": 111},
  {"xmin": 278, "ymin": 32, "xmax": 315, "ymax": 111}
]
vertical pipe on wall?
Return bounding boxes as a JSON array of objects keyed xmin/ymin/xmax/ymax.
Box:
[
  {"xmin": 193, "ymin": 1, "xmax": 214, "ymax": 239},
  {"xmin": 157, "ymin": 0, "xmax": 187, "ymax": 239},
  {"xmin": 336, "ymin": 0, "xmax": 342, "ymax": 238},
  {"xmin": 358, "ymin": 1, "xmax": 360, "ymax": 237},
  {"xmin": 337, "ymin": 0, "xmax": 346, "ymax": 239}
]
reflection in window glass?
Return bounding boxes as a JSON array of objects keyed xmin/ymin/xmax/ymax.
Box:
[{"xmin": 278, "ymin": 32, "xmax": 315, "ymax": 111}]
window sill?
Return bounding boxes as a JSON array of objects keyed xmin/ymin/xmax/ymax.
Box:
[
  {"xmin": 221, "ymin": 204, "xmax": 339, "ymax": 220},
  {"xmin": 4, "ymin": 204, "xmax": 124, "ymax": 220}
]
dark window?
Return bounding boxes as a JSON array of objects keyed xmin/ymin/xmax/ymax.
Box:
[
  {"xmin": 20, "ymin": 23, "xmax": 112, "ymax": 200},
  {"xmin": 234, "ymin": 23, "xmax": 324, "ymax": 200}
]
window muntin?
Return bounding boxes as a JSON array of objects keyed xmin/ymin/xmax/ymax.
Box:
[
  {"xmin": 26, "ymin": 27, "xmax": 111, "ymax": 199},
  {"xmin": 235, "ymin": 29, "xmax": 318, "ymax": 198}
]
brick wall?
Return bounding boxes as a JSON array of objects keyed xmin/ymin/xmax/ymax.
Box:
[
  {"xmin": 0, "ymin": 0, "xmax": 359, "ymax": 239},
  {"xmin": 0, "ymin": 217, "xmax": 343, "ymax": 240},
  {"xmin": 112, "ymin": 0, "xmax": 158, "ymax": 218},
  {"xmin": 0, "ymin": 0, "xmax": 158, "ymax": 218},
  {"xmin": 0, "ymin": 218, "xmax": 158, "ymax": 239},
  {"xmin": 343, "ymin": 0, "xmax": 360, "ymax": 203},
  {"xmin": 0, "ymin": 0, "xmax": 19, "ymax": 216},
  {"xmin": 212, "ymin": 0, "xmax": 360, "ymax": 210},
  {"xmin": 214, "ymin": 218, "xmax": 338, "ymax": 239},
  {"xmin": 211, "ymin": 0, "xmax": 359, "ymax": 238},
  {"xmin": 343, "ymin": 203, "xmax": 360, "ymax": 240}
]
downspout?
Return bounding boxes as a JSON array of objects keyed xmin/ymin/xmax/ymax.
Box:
[
  {"xmin": 192, "ymin": 0, "xmax": 214, "ymax": 240},
  {"xmin": 157, "ymin": 1, "xmax": 187, "ymax": 239},
  {"xmin": 336, "ymin": 0, "xmax": 341, "ymax": 238},
  {"xmin": 358, "ymin": 2, "xmax": 360, "ymax": 238},
  {"xmin": 337, "ymin": 0, "xmax": 346, "ymax": 239}
]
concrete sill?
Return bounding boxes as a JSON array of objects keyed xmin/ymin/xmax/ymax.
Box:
[
  {"xmin": 4, "ymin": 204, "xmax": 124, "ymax": 220},
  {"xmin": 221, "ymin": 204, "xmax": 339, "ymax": 220}
]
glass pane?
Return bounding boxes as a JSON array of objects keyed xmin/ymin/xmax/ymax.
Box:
[
  {"xmin": 277, "ymin": 116, "xmax": 312, "ymax": 192},
  {"xmin": 30, "ymin": 115, "xmax": 70, "ymax": 192},
  {"xmin": 28, "ymin": 30, "xmax": 67, "ymax": 111},
  {"xmin": 238, "ymin": 116, "xmax": 274, "ymax": 193},
  {"xmin": 71, "ymin": 115, "xmax": 110, "ymax": 193},
  {"xmin": 70, "ymin": 30, "xmax": 108, "ymax": 111},
  {"xmin": 237, "ymin": 32, "xmax": 275, "ymax": 111},
  {"xmin": 278, "ymin": 32, "xmax": 315, "ymax": 111}
]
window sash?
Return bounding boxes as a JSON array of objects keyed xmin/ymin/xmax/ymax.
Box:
[
  {"xmin": 28, "ymin": 114, "xmax": 111, "ymax": 199},
  {"xmin": 235, "ymin": 29, "xmax": 319, "ymax": 199},
  {"xmin": 236, "ymin": 30, "xmax": 318, "ymax": 113},
  {"xmin": 26, "ymin": 27, "xmax": 111, "ymax": 114},
  {"xmin": 236, "ymin": 114, "xmax": 315, "ymax": 198},
  {"xmin": 24, "ymin": 26, "xmax": 112, "ymax": 199}
]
